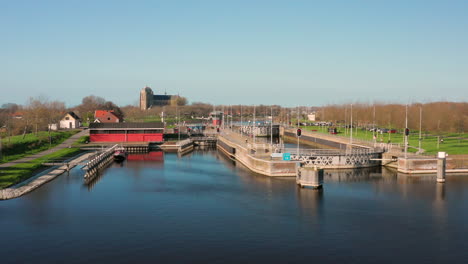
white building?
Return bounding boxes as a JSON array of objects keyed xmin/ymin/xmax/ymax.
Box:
[
  {"xmin": 49, "ymin": 112, "xmax": 81, "ymax": 130},
  {"xmin": 307, "ymin": 112, "xmax": 316, "ymax": 121},
  {"xmin": 59, "ymin": 112, "xmax": 81, "ymax": 129}
]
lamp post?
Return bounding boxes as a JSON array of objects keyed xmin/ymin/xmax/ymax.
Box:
[
  {"xmin": 176, "ymin": 104, "xmax": 180, "ymax": 142},
  {"xmin": 270, "ymin": 106, "xmax": 273, "ymax": 147},
  {"xmin": 253, "ymin": 105, "xmax": 256, "ymax": 144},
  {"xmin": 297, "ymin": 107, "xmax": 300, "ymax": 155},
  {"xmin": 419, "ymin": 106, "xmax": 422, "ymax": 152},
  {"xmin": 350, "ymin": 104, "xmax": 353, "ymax": 145},
  {"xmin": 373, "ymin": 104, "xmax": 376, "ymax": 144},
  {"xmin": 240, "ymin": 105, "xmax": 243, "ymax": 137},
  {"xmin": 404, "ymin": 104, "xmax": 408, "ymax": 159}
]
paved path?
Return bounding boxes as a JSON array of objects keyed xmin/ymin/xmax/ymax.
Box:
[{"xmin": 0, "ymin": 130, "xmax": 89, "ymax": 168}]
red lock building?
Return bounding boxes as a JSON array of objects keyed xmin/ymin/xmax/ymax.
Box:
[{"xmin": 89, "ymin": 122, "xmax": 164, "ymax": 143}]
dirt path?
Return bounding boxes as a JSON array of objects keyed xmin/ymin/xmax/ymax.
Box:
[{"xmin": 0, "ymin": 130, "xmax": 89, "ymax": 169}]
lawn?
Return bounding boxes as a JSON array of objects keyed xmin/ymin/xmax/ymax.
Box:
[
  {"xmin": 0, "ymin": 130, "xmax": 79, "ymax": 164},
  {"xmin": 301, "ymin": 126, "xmax": 468, "ymax": 155},
  {"xmin": 0, "ymin": 147, "xmax": 83, "ymax": 189}
]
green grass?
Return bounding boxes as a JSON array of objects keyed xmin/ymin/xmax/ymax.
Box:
[
  {"xmin": 301, "ymin": 126, "xmax": 468, "ymax": 155},
  {"xmin": 0, "ymin": 130, "xmax": 79, "ymax": 164},
  {"xmin": 72, "ymin": 135, "xmax": 90, "ymax": 146},
  {"xmin": 0, "ymin": 148, "xmax": 82, "ymax": 189}
]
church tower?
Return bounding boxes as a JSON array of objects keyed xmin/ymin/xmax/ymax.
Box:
[{"xmin": 140, "ymin": 86, "xmax": 154, "ymax": 110}]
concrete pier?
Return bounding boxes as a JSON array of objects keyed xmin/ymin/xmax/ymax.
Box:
[
  {"xmin": 296, "ymin": 166, "xmax": 324, "ymax": 189},
  {"xmin": 437, "ymin": 152, "xmax": 446, "ymax": 183},
  {"xmin": 217, "ymin": 131, "xmax": 298, "ymax": 177},
  {"xmin": 160, "ymin": 139, "xmax": 194, "ymax": 154}
]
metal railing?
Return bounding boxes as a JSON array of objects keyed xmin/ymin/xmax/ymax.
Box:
[{"xmin": 282, "ymin": 148, "xmax": 374, "ymax": 156}]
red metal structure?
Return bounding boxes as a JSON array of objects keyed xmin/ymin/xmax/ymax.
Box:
[{"xmin": 89, "ymin": 122, "xmax": 164, "ymax": 142}]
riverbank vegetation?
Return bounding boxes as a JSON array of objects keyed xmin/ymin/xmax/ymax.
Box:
[
  {"xmin": 0, "ymin": 130, "xmax": 79, "ymax": 164},
  {"xmin": 0, "ymin": 147, "xmax": 82, "ymax": 189}
]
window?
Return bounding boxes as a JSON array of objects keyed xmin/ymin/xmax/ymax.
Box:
[
  {"xmin": 65, "ymin": 117, "xmax": 69, "ymax": 120},
  {"xmin": 107, "ymin": 117, "xmax": 111, "ymax": 120}
]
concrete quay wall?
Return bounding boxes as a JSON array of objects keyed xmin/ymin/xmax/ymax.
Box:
[
  {"xmin": 218, "ymin": 135, "xmax": 297, "ymax": 177},
  {"xmin": 397, "ymin": 156, "xmax": 468, "ymax": 174}
]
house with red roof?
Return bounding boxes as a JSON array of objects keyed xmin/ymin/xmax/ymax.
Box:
[{"xmin": 94, "ymin": 110, "xmax": 121, "ymax": 123}]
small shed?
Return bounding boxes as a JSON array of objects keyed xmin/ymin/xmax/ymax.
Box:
[{"xmin": 60, "ymin": 112, "xmax": 81, "ymax": 129}]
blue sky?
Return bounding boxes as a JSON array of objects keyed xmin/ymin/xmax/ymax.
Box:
[{"xmin": 1, "ymin": 0, "xmax": 467, "ymax": 107}]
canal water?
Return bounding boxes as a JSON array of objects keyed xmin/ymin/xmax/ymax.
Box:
[{"xmin": 1, "ymin": 149, "xmax": 468, "ymax": 263}]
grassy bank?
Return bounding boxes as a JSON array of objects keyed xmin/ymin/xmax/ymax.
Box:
[
  {"xmin": 72, "ymin": 135, "xmax": 90, "ymax": 146},
  {"xmin": 0, "ymin": 148, "xmax": 83, "ymax": 189},
  {"xmin": 0, "ymin": 130, "xmax": 79, "ymax": 164},
  {"xmin": 301, "ymin": 126, "xmax": 468, "ymax": 155}
]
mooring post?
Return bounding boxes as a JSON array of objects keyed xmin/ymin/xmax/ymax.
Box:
[{"xmin": 437, "ymin": 151, "xmax": 446, "ymax": 183}]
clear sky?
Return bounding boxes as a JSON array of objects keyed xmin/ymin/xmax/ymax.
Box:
[{"xmin": 1, "ymin": 0, "xmax": 467, "ymax": 107}]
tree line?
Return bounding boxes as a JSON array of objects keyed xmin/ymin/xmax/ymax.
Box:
[{"xmin": 1, "ymin": 96, "xmax": 466, "ymax": 139}]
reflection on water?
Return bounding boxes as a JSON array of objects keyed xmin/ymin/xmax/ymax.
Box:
[{"xmin": 1, "ymin": 149, "xmax": 468, "ymax": 263}]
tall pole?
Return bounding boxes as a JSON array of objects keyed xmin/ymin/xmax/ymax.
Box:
[
  {"xmin": 177, "ymin": 104, "xmax": 180, "ymax": 142},
  {"xmin": 297, "ymin": 106, "xmax": 300, "ymax": 130},
  {"xmin": 350, "ymin": 104, "xmax": 353, "ymax": 144},
  {"xmin": 373, "ymin": 104, "xmax": 376, "ymax": 142},
  {"xmin": 405, "ymin": 104, "xmax": 408, "ymax": 159},
  {"xmin": 419, "ymin": 106, "xmax": 422, "ymax": 152},
  {"xmin": 253, "ymin": 105, "xmax": 256, "ymax": 144},
  {"xmin": 297, "ymin": 107, "xmax": 300, "ymax": 155},
  {"xmin": 270, "ymin": 106, "xmax": 273, "ymax": 146},
  {"xmin": 222, "ymin": 105, "xmax": 225, "ymax": 130},
  {"xmin": 240, "ymin": 105, "xmax": 243, "ymax": 137},
  {"xmin": 344, "ymin": 106, "xmax": 347, "ymax": 135}
]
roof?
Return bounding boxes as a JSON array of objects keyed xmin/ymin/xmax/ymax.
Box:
[
  {"xmin": 95, "ymin": 110, "xmax": 119, "ymax": 119},
  {"xmin": 89, "ymin": 122, "xmax": 164, "ymax": 129},
  {"xmin": 10, "ymin": 112, "xmax": 24, "ymax": 117},
  {"xmin": 65, "ymin": 111, "xmax": 80, "ymax": 120},
  {"xmin": 153, "ymin": 95, "xmax": 172, "ymax": 101}
]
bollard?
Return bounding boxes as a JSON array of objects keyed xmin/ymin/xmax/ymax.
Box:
[{"xmin": 437, "ymin": 152, "xmax": 446, "ymax": 183}]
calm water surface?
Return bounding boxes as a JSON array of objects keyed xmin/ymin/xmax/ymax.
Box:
[{"xmin": 1, "ymin": 149, "xmax": 468, "ymax": 263}]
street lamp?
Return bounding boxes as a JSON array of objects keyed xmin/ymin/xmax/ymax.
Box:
[{"xmin": 350, "ymin": 104, "xmax": 353, "ymax": 145}]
